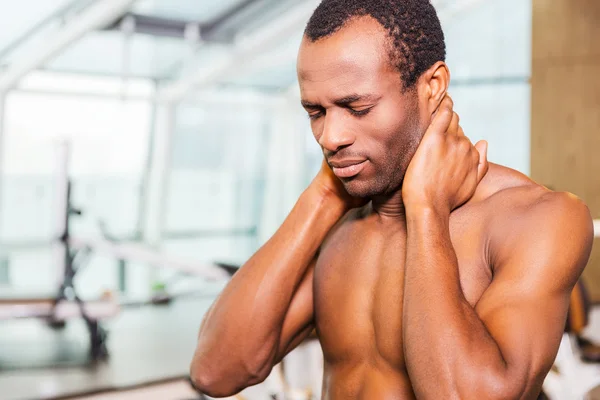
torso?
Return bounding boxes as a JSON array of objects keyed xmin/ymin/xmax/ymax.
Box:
[{"xmin": 313, "ymin": 164, "xmax": 544, "ymax": 399}]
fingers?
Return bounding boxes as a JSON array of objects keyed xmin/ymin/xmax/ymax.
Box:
[
  {"xmin": 430, "ymin": 94, "xmax": 463, "ymax": 139},
  {"xmin": 448, "ymin": 112, "xmax": 460, "ymax": 136},
  {"xmin": 431, "ymin": 92, "xmax": 449, "ymax": 119},
  {"xmin": 474, "ymin": 140, "xmax": 489, "ymax": 183},
  {"xmin": 430, "ymin": 95, "xmax": 454, "ymax": 133}
]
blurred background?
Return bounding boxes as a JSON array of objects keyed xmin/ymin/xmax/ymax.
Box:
[
  {"xmin": 0, "ymin": 0, "xmax": 597, "ymax": 399},
  {"xmin": 0, "ymin": 0, "xmax": 531, "ymax": 301}
]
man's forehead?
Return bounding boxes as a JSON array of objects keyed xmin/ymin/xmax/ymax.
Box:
[
  {"xmin": 297, "ymin": 17, "xmax": 392, "ymax": 85},
  {"xmin": 298, "ymin": 61, "xmax": 370, "ymax": 86}
]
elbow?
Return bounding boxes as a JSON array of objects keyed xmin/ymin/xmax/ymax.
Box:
[
  {"xmin": 467, "ymin": 382, "xmax": 524, "ymax": 400},
  {"xmin": 456, "ymin": 370, "xmax": 527, "ymax": 400},
  {"xmin": 189, "ymin": 355, "xmax": 272, "ymax": 397},
  {"xmin": 479, "ymin": 366, "xmax": 530, "ymax": 400},
  {"xmin": 189, "ymin": 366, "xmax": 236, "ymax": 398},
  {"xmin": 479, "ymin": 383, "xmax": 526, "ymax": 400}
]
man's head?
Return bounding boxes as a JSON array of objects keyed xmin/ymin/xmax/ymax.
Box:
[{"xmin": 298, "ymin": 0, "xmax": 449, "ymax": 198}]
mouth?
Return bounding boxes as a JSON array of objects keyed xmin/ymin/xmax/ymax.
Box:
[{"xmin": 329, "ymin": 159, "xmax": 368, "ymax": 179}]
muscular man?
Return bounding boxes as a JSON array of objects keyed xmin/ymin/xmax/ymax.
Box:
[{"xmin": 190, "ymin": 1, "xmax": 594, "ymax": 398}]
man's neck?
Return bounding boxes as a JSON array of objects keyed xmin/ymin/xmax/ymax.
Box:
[
  {"xmin": 367, "ymin": 164, "xmax": 510, "ymax": 222},
  {"xmin": 371, "ymin": 189, "xmax": 406, "ymax": 220}
]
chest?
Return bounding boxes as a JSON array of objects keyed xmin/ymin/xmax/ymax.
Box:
[{"xmin": 313, "ymin": 216, "xmax": 491, "ymax": 368}]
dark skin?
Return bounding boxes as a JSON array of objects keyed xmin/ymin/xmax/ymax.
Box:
[{"xmin": 190, "ymin": 16, "xmax": 594, "ymax": 399}]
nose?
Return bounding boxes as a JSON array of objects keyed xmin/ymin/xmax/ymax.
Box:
[{"xmin": 318, "ymin": 113, "xmax": 356, "ymax": 153}]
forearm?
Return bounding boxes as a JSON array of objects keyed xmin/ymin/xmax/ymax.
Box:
[
  {"xmin": 194, "ymin": 187, "xmax": 345, "ymax": 376},
  {"xmin": 403, "ymin": 207, "xmax": 508, "ymax": 398}
]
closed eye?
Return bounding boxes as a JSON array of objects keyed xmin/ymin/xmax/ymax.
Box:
[
  {"xmin": 305, "ymin": 107, "xmax": 325, "ymax": 120},
  {"xmin": 348, "ymin": 106, "xmax": 374, "ymax": 118},
  {"xmin": 302, "ymin": 101, "xmax": 374, "ymax": 120}
]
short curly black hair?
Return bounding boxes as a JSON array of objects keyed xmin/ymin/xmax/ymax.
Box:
[{"xmin": 304, "ymin": 0, "xmax": 446, "ymax": 89}]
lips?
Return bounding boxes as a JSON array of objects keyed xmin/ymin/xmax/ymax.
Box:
[{"xmin": 329, "ymin": 159, "xmax": 368, "ymax": 178}]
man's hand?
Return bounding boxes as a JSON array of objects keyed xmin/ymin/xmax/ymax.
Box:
[
  {"xmin": 402, "ymin": 95, "xmax": 489, "ymax": 214},
  {"xmin": 310, "ymin": 158, "xmax": 368, "ymax": 211}
]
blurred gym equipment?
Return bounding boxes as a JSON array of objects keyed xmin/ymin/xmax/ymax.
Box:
[
  {"xmin": 54, "ymin": 378, "xmax": 202, "ymax": 400},
  {"xmin": 0, "ymin": 142, "xmax": 233, "ymax": 368}
]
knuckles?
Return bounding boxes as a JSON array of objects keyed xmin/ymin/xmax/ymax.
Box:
[
  {"xmin": 438, "ymin": 106, "xmax": 453, "ymax": 121},
  {"xmin": 443, "ymin": 96, "xmax": 454, "ymax": 110},
  {"xmin": 457, "ymin": 137, "xmax": 472, "ymax": 153},
  {"xmin": 452, "ymin": 112, "xmax": 460, "ymax": 126}
]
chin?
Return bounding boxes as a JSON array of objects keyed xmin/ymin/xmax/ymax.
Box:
[
  {"xmin": 342, "ymin": 172, "xmax": 403, "ymax": 198},
  {"xmin": 342, "ymin": 179, "xmax": 383, "ymax": 199}
]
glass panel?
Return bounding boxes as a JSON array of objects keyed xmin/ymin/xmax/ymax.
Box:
[
  {"xmin": 133, "ymin": 0, "xmax": 250, "ymax": 23},
  {"xmin": 167, "ymin": 98, "xmax": 268, "ymax": 235},
  {"xmin": 17, "ymin": 70, "xmax": 154, "ymax": 98},
  {"xmin": 443, "ymin": 0, "xmax": 531, "ymax": 79},
  {"xmin": 218, "ymin": 29, "xmax": 303, "ymax": 91},
  {"xmin": 1, "ymin": 77, "xmax": 152, "ymax": 297},
  {"xmin": 155, "ymin": 96, "xmax": 270, "ymax": 291},
  {"xmin": 0, "ymin": 257, "xmax": 9, "ymax": 287},
  {"xmin": 1, "ymin": 174, "xmax": 55, "ymax": 242},
  {"xmin": 161, "ymin": 0, "xmax": 304, "ymax": 83},
  {"xmin": 45, "ymin": 32, "xmax": 196, "ymax": 80},
  {"xmin": 226, "ymin": 0, "xmax": 305, "ymax": 39},
  {"xmin": 451, "ymin": 83, "xmax": 531, "ymax": 175},
  {"xmin": 3, "ymin": 248, "xmax": 55, "ymax": 293},
  {"xmin": 0, "ymin": 0, "xmax": 77, "ymax": 59},
  {"xmin": 3, "ymin": 91, "xmax": 150, "ymax": 177},
  {"xmin": 0, "ymin": 0, "xmax": 308, "ymax": 81},
  {"xmin": 35, "ymin": 0, "xmax": 303, "ymax": 80},
  {"xmin": 164, "ymin": 237, "xmax": 256, "ymax": 268},
  {"xmin": 442, "ymin": 0, "xmax": 532, "ymax": 174}
]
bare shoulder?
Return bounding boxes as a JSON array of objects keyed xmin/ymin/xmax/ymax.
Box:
[
  {"xmin": 478, "ymin": 164, "xmax": 594, "ymax": 284},
  {"xmin": 480, "ymin": 164, "xmax": 592, "ymax": 235}
]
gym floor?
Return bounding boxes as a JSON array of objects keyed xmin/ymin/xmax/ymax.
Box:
[{"xmin": 0, "ymin": 297, "xmax": 214, "ymax": 400}]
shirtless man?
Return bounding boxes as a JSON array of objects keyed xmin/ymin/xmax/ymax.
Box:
[{"xmin": 190, "ymin": 1, "xmax": 594, "ymax": 398}]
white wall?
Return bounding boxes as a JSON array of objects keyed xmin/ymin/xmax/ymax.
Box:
[{"xmin": 443, "ymin": 0, "xmax": 532, "ymax": 174}]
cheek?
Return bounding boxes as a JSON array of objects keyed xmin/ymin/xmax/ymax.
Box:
[
  {"xmin": 378, "ymin": 118, "xmax": 418, "ymax": 156},
  {"xmin": 373, "ymin": 120, "xmax": 422, "ymax": 175}
]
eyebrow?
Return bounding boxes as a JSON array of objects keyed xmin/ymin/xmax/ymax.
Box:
[
  {"xmin": 301, "ymin": 100, "xmax": 320, "ymax": 108},
  {"xmin": 334, "ymin": 94, "xmax": 378, "ymax": 106},
  {"xmin": 301, "ymin": 93, "xmax": 381, "ymax": 109}
]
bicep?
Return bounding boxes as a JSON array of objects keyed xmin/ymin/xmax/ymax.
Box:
[
  {"xmin": 475, "ymin": 276, "xmax": 571, "ymax": 389},
  {"xmin": 474, "ymin": 193, "xmax": 593, "ymax": 393},
  {"xmin": 275, "ymin": 255, "xmax": 316, "ymax": 363}
]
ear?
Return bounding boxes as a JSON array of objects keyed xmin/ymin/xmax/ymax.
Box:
[{"xmin": 420, "ymin": 61, "xmax": 450, "ymax": 116}]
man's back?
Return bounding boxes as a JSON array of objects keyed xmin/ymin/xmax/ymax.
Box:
[{"xmin": 314, "ymin": 163, "xmax": 548, "ymax": 399}]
